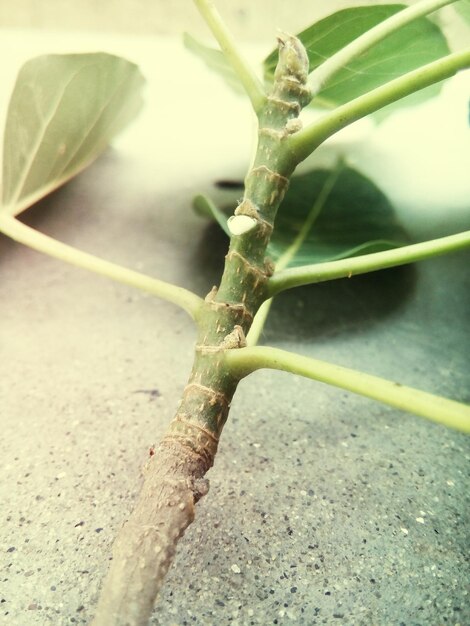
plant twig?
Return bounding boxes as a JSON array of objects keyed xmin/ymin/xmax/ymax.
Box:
[
  {"xmin": 289, "ymin": 49, "xmax": 470, "ymax": 163},
  {"xmin": 193, "ymin": 0, "xmax": 266, "ymax": 112},
  {"xmin": 91, "ymin": 34, "xmax": 312, "ymax": 626},
  {"xmin": 225, "ymin": 346, "xmax": 470, "ymax": 432},
  {"xmin": 90, "ymin": 445, "xmax": 211, "ymax": 626},
  {"xmin": 0, "ymin": 214, "xmax": 203, "ymax": 319},
  {"xmin": 268, "ymin": 230, "xmax": 470, "ymax": 295},
  {"xmin": 308, "ymin": 0, "xmax": 458, "ymax": 96}
]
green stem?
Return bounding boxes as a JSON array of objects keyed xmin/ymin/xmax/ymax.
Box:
[
  {"xmin": 289, "ymin": 49, "xmax": 470, "ymax": 164},
  {"xmin": 308, "ymin": 0, "xmax": 458, "ymax": 96},
  {"xmin": 0, "ymin": 214, "xmax": 203, "ymax": 319},
  {"xmin": 245, "ymin": 298, "xmax": 272, "ymax": 347},
  {"xmin": 193, "ymin": 0, "xmax": 266, "ymax": 112},
  {"xmin": 246, "ymin": 164, "xmax": 342, "ymax": 346},
  {"xmin": 91, "ymin": 35, "xmax": 314, "ymax": 626},
  {"xmin": 225, "ymin": 346, "xmax": 470, "ymax": 433},
  {"xmin": 268, "ymin": 230, "xmax": 470, "ymax": 296}
]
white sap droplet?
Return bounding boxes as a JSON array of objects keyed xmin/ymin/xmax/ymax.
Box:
[{"xmin": 227, "ymin": 215, "xmax": 257, "ymax": 236}]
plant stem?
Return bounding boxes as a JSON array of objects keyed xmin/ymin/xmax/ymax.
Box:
[
  {"xmin": 193, "ymin": 0, "xmax": 266, "ymax": 112},
  {"xmin": 0, "ymin": 214, "xmax": 203, "ymax": 319},
  {"xmin": 289, "ymin": 49, "xmax": 470, "ymax": 163},
  {"xmin": 91, "ymin": 35, "xmax": 312, "ymax": 626},
  {"xmin": 268, "ymin": 229, "xmax": 470, "ymax": 296},
  {"xmin": 246, "ymin": 164, "xmax": 342, "ymax": 346},
  {"xmin": 308, "ymin": 0, "xmax": 458, "ymax": 96},
  {"xmin": 245, "ymin": 298, "xmax": 271, "ymax": 346},
  {"xmin": 225, "ymin": 346, "xmax": 470, "ymax": 433}
]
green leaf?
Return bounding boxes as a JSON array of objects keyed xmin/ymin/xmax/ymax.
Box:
[
  {"xmin": 455, "ymin": 0, "xmax": 470, "ymax": 25},
  {"xmin": 183, "ymin": 33, "xmax": 245, "ymax": 96},
  {"xmin": 1, "ymin": 53, "xmax": 145, "ymax": 216},
  {"xmin": 264, "ymin": 4, "xmax": 450, "ymax": 109},
  {"xmin": 270, "ymin": 166, "xmax": 408, "ymax": 267},
  {"xmin": 198, "ymin": 166, "xmax": 408, "ymax": 268}
]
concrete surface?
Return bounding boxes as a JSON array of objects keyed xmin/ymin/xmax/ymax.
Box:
[{"xmin": 1, "ymin": 30, "xmax": 469, "ymax": 626}]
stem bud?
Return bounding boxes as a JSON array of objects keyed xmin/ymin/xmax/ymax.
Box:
[{"xmin": 275, "ymin": 33, "xmax": 309, "ymax": 84}]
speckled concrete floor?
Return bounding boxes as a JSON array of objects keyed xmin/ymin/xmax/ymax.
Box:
[{"xmin": 1, "ymin": 31, "xmax": 469, "ymax": 626}]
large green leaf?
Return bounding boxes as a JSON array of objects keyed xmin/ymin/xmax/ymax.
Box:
[
  {"xmin": 264, "ymin": 4, "xmax": 450, "ymax": 109},
  {"xmin": 269, "ymin": 167, "xmax": 408, "ymax": 267},
  {"xmin": 1, "ymin": 53, "xmax": 145, "ymax": 216},
  {"xmin": 195, "ymin": 166, "xmax": 408, "ymax": 268}
]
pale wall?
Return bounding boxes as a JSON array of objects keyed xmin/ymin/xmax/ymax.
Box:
[{"xmin": 0, "ymin": 0, "xmax": 460, "ymax": 41}]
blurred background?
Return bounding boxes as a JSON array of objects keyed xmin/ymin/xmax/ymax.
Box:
[
  {"xmin": 0, "ymin": 1, "xmax": 468, "ymax": 237},
  {"xmin": 0, "ymin": 0, "xmax": 467, "ymax": 44}
]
